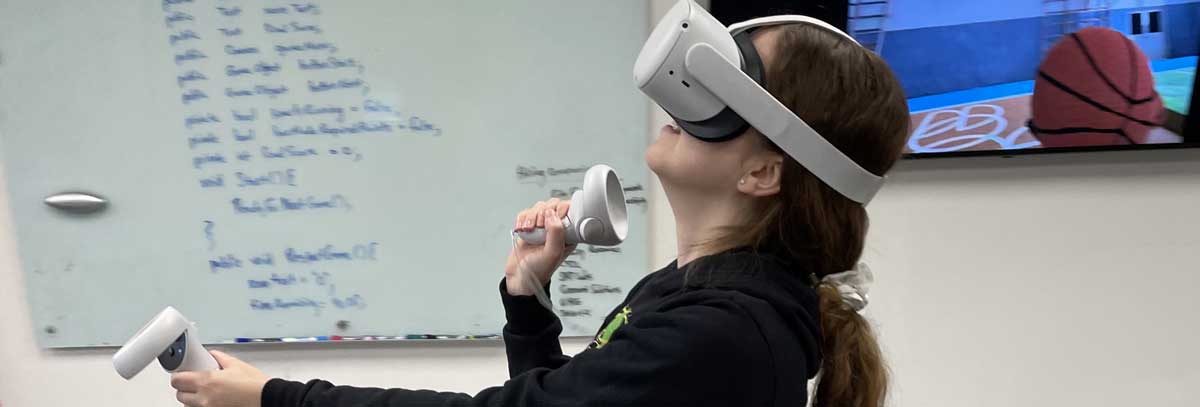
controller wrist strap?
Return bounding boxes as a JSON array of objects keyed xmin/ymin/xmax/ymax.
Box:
[{"xmin": 511, "ymin": 232, "xmax": 555, "ymax": 312}]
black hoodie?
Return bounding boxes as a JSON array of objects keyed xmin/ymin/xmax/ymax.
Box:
[{"xmin": 262, "ymin": 250, "xmax": 823, "ymax": 407}]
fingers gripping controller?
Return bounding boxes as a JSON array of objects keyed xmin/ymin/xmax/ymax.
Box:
[
  {"xmin": 113, "ymin": 306, "xmax": 219, "ymax": 380},
  {"xmin": 516, "ymin": 165, "xmax": 628, "ymax": 247}
]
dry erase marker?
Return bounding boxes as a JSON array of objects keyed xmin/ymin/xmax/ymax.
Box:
[{"xmin": 281, "ymin": 336, "xmax": 329, "ymax": 342}]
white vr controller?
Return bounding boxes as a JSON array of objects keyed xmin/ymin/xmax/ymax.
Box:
[
  {"xmin": 516, "ymin": 164, "xmax": 628, "ymax": 247},
  {"xmin": 112, "ymin": 306, "xmax": 218, "ymax": 380}
]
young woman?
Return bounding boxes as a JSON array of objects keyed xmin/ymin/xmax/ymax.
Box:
[{"xmin": 169, "ymin": 20, "xmax": 910, "ymax": 407}]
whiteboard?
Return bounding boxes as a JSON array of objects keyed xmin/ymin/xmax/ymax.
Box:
[{"xmin": 0, "ymin": 0, "xmax": 649, "ymax": 347}]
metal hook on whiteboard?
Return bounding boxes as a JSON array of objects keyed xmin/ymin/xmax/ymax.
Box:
[{"xmin": 44, "ymin": 192, "xmax": 108, "ymax": 214}]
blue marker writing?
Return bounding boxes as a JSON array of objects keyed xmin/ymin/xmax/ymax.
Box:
[
  {"xmin": 174, "ymin": 49, "xmax": 207, "ymax": 65},
  {"xmin": 168, "ymin": 30, "xmax": 200, "ymax": 46},
  {"xmin": 225, "ymin": 44, "xmax": 260, "ymax": 55},
  {"xmin": 177, "ymin": 70, "xmax": 207, "ymax": 88},
  {"xmin": 165, "ymin": 11, "xmax": 194, "ymax": 28}
]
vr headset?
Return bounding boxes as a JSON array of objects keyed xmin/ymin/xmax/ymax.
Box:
[{"xmin": 634, "ymin": 0, "xmax": 884, "ymax": 204}]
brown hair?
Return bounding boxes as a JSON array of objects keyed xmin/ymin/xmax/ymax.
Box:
[{"xmin": 704, "ymin": 24, "xmax": 909, "ymax": 407}]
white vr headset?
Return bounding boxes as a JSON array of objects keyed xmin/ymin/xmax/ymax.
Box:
[{"xmin": 634, "ymin": 0, "xmax": 885, "ymax": 204}]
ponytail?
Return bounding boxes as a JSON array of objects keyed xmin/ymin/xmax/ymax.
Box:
[{"xmin": 813, "ymin": 284, "xmax": 888, "ymax": 407}]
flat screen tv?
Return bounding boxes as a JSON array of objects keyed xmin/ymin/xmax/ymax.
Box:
[{"xmin": 711, "ymin": 0, "xmax": 1200, "ymax": 157}]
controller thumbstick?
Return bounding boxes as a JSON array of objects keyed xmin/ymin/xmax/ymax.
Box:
[{"xmin": 578, "ymin": 218, "xmax": 606, "ymax": 244}]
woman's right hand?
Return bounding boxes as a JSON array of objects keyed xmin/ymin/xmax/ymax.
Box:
[{"xmin": 505, "ymin": 198, "xmax": 574, "ymax": 296}]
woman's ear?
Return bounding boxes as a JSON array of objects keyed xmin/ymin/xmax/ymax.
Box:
[{"xmin": 737, "ymin": 153, "xmax": 783, "ymax": 197}]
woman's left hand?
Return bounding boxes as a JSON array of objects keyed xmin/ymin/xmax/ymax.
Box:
[{"xmin": 170, "ymin": 350, "xmax": 269, "ymax": 407}]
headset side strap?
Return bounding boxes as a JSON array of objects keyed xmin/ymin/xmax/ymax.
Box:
[{"xmin": 684, "ymin": 43, "xmax": 884, "ymax": 204}]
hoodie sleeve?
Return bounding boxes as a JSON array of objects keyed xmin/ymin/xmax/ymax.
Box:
[
  {"xmin": 260, "ymin": 293, "xmax": 775, "ymax": 407},
  {"xmin": 498, "ymin": 278, "xmax": 571, "ymax": 377},
  {"xmin": 500, "ymin": 266, "xmax": 660, "ymax": 378}
]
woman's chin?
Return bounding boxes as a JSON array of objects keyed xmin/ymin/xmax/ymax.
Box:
[
  {"xmin": 645, "ymin": 147, "xmax": 665, "ymax": 175},
  {"xmin": 645, "ymin": 123, "xmax": 687, "ymax": 180},
  {"xmin": 645, "ymin": 147, "xmax": 686, "ymax": 188}
]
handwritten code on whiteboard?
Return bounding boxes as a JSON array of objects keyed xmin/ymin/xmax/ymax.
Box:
[
  {"xmin": 163, "ymin": 0, "xmax": 446, "ymax": 317},
  {"xmin": 1, "ymin": 0, "xmax": 649, "ymax": 347}
]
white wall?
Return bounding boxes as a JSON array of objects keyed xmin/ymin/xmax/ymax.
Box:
[
  {"xmin": 3, "ymin": 1, "xmax": 1200, "ymax": 406},
  {"xmin": 867, "ymin": 150, "xmax": 1200, "ymax": 406}
]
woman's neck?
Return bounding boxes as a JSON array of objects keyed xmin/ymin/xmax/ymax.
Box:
[{"xmin": 666, "ymin": 187, "xmax": 748, "ymax": 267}]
